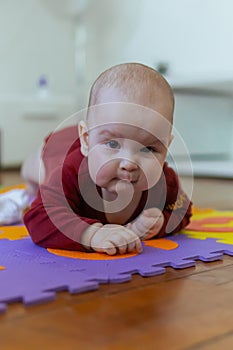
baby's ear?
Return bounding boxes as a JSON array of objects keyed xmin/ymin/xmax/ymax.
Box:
[{"xmin": 78, "ymin": 120, "xmax": 89, "ymax": 157}]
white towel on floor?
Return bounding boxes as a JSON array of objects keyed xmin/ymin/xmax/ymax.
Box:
[{"xmin": 0, "ymin": 189, "xmax": 31, "ymax": 225}]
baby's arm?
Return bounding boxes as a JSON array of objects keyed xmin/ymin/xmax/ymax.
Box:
[
  {"xmin": 128, "ymin": 166, "xmax": 192, "ymax": 240},
  {"xmin": 129, "ymin": 196, "xmax": 192, "ymax": 240},
  {"xmin": 81, "ymin": 223, "xmax": 142, "ymax": 255},
  {"xmin": 24, "ymin": 160, "xmax": 143, "ymax": 255},
  {"xmin": 24, "ymin": 163, "xmax": 103, "ymax": 252}
]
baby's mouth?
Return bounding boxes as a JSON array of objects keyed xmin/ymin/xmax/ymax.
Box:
[
  {"xmin": 107, "ymin": 177, "xmax": 138, "ymax": 194},
  {"xmin": 115, "ymin": 176, "xmax": 138, "ymax": 184}
]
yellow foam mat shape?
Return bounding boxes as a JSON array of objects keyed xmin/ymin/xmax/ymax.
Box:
[
  {"xmin": 182, "ymin": 207, "xmax": 233, "ymax": 245},
  {"xmin": 0, "ymin": 226, "xmax": 29, "ymax": 240},
  {"xmin": 0, "ymin": 184, "xmax": 29, "ymax": 240},
  {"xmin": 0, "ymin": 184, "xmax": 26, "ymax": 194}
]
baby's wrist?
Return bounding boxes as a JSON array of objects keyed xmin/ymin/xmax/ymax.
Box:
[
  {"xmin": 143, "ymin": 213, "xmax": 165, "ymax": 240},
  {"xmin": 81, "ymin": 222, "xmax": 103, "ymax": 250}
]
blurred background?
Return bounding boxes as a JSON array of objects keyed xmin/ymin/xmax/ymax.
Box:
[{"xmin": 0, "ymin": 0, "xmax": 233, "ymax": 181}]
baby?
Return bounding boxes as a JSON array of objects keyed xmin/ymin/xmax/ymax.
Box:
[{"xmin": 23, "ymin": 62, "xmax": 192, "ymax": 255}]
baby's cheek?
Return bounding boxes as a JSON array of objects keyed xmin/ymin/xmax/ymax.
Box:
[
  {"xmin": 140, "ymin": 170, "xmax": 162, "ymax": 190},
  {"xmin": 87, "ymin": 158, "xmax": 98, "ymax": 183},
  {"xmin": 88, "ymin": 156, "xmax": 115, "ymax": 186},
  {"xmin": 140, "ymin": 157, "xmax": 164, "ymax": 189}
]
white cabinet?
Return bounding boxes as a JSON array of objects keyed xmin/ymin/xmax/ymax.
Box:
[
  {"xmin": 171, "ymin": 91, "xmax": 233, "ymax": 156},
  {"xmin": 0, "ymin": 95, "xmax": 77, "ymax": 166}
]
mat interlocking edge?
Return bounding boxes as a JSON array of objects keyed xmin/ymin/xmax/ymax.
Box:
[{"xmin": 1, "ymin": 199, "xmax": 233, "ymax": 313}]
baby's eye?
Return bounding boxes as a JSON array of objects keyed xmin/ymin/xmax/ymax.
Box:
[
  {"xmin": 141, "ymin": 146, "xmax": 156, "ymax": 153},
  {"xmin": 106, "ymin": 140, "xmax": 120, "ymax": 149}
]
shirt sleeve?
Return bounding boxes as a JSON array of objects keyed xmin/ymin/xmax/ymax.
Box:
[
  {"xmin": 24, "ymin": 162, "xmax": 101, "ymax": 252},
  {"xmin": 157, "ymin": 164, "xmax": 193, "ymax": 238}
]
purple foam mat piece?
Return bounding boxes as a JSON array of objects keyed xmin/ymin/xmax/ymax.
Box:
[
  {"xmin": 1, "ymin": 234, "xmax": 233, "ymax": 313},
  {"xmin": 0, "ymin": 239, "xmax": 99, "ymax": 310},
  {"xmin": 69, "ymin": 234, "xmax": 231, "ymax": 283}
]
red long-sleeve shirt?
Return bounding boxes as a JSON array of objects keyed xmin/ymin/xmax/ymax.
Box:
[{"xmin": 24, "ymin": 127, "xmax": 192, "ymax": 251}]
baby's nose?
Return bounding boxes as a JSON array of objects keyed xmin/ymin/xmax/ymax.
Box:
[{"xmin": 119, "ymin": 158, "xmax": 138, "ymax": 171}]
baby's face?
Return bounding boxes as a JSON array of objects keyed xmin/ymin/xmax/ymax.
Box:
[{"xmin": 82, "ymin": 100, "xmax": 173, "ymax": 195}]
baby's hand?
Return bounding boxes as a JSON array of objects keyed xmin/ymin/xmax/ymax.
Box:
[
  {"xmin": 128, "ymin": 208, "xmax": 164, "ymax": 240},
  {"xmin": 81, "ymin": 223, "xmax": 142, "ymax": 255}
]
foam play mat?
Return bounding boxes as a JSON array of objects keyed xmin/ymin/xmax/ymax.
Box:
[{"xmin": 1, "ymin": 187, "xmax": 233, "ymax": 313}]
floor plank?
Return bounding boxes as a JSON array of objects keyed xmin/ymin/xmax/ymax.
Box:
[{"xmin": 1, "ymin": 266, "xmax": 233, "ymax": 350}]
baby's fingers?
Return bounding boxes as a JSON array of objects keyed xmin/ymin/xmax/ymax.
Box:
[
  {"xmin": 127, "ymin": 235, "xmax": 143, "ymax": 253},
  {"xmin": 112, "ymin": 235, "xmax": 128, "ymax": 255},
  {"xmin": 101, "ymin": 241, "xmax": 117, "ymax": 255},
  {"xmin": 92, "ymin": 241, "xmax": 117, "ymax": 255}
]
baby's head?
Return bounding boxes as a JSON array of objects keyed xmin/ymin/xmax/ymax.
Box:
[
  {"xmin": 88, "ymin": 62, "xmax": 174, "ymax": 120},
  {"xmin": 79, "ymin": 63, "xmax": 174, "ymax": 195}
]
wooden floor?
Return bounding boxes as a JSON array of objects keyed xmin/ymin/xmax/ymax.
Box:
[{"xmin": 1, "ymin": 170, "xmax": 233, "ymax": 350}]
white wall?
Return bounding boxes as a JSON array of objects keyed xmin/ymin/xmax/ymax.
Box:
[
  {"xmin": 83, "ymin": 0, "xmax": 233, "ymax": 160},
  {"xmin": 82, "ymin": 0, "xmax": 142, "ymax": 106},
  {"xmin": 85, "ymin": 0, "xmax": 233, "ymax": 84},
  {"xmin": 1, "ymin": 0, "xmax": 233, "ymax": 165},
  {"xmin": 0, "ymin": 0, "xmax": 79, "ymax": 166},
  {"xmin": 121, "ymin": 0, "xmax": 233, "ymax": 80},
  {"xmin": 0, "ymin": 0, "xmax": 77, "ymax": 97}
]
